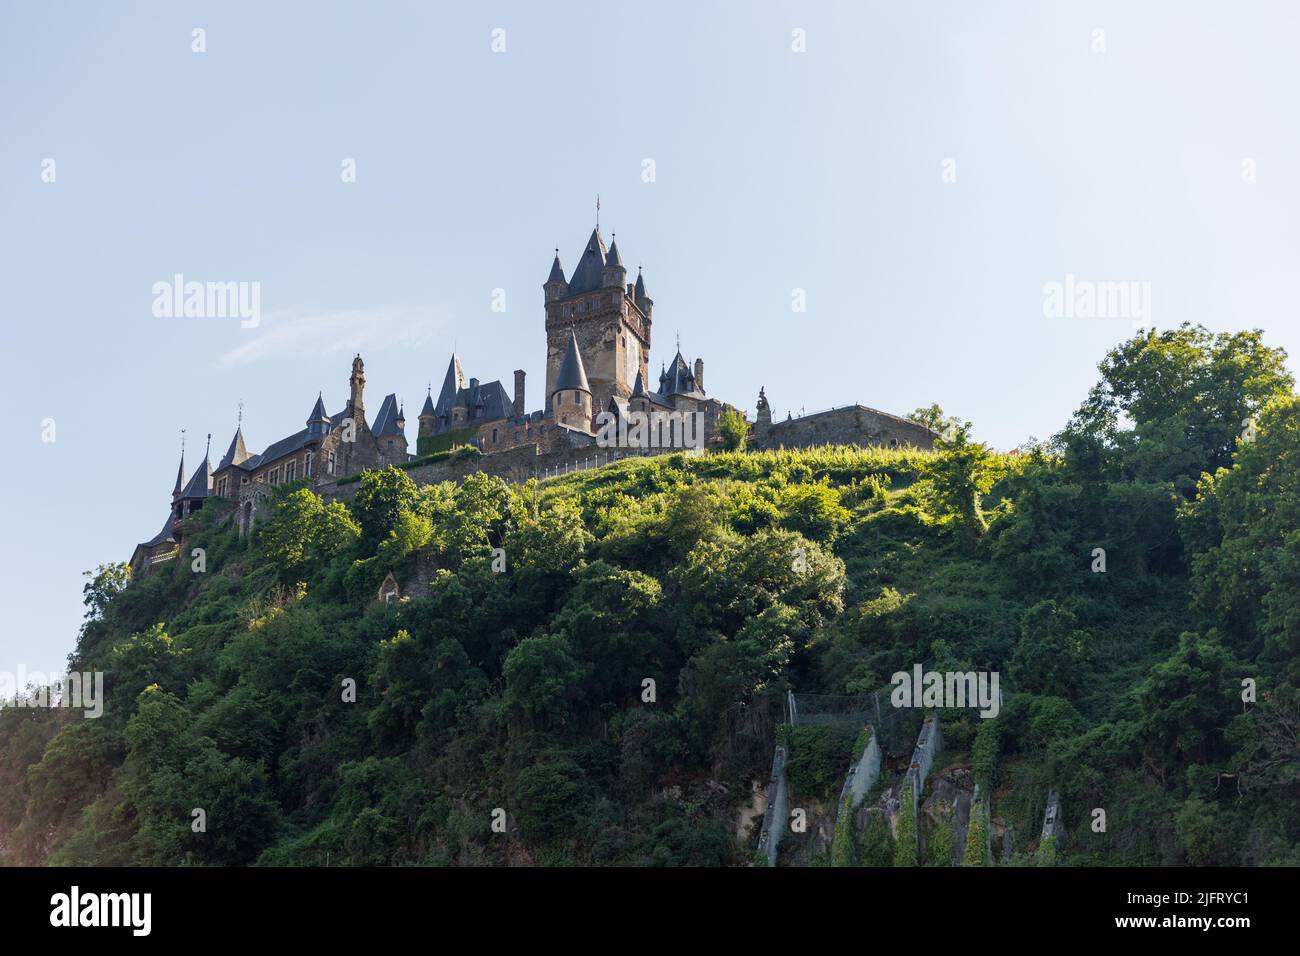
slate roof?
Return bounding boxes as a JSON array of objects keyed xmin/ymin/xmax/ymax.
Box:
[
  {"xmin": 567, "ymin": 228, "xmax": 607, "ymax": 294},
  {"xmin": 179, "ymin": 454, "xmax": 212, "ymax": 500},
  {"xmin": 236, "ymin": 408, "xmax": 351, "ymax": 472},
  {"xmin": 371, "ymin": 393, "xmax": 404, "ymax": 438},
  {"xmin": 547, "ymin": 252, "xmax": 567, "ymax": 285},
  {"xmin": 629, "ymin": 369, "xmax": 671, "ymax": 408},
  {"xmin": 658, "ymin": 351, "xmax": 703, "ymax": 398},
  {"xmin": 553, "ymin": 330, "xmax": 591, "ymax": 394},
  {"xmin": 435, "ymin": 355, "xmax": 467, "ymax": 415},
  {"xmin": 307, "ymin": 394, "xmax": 329, "ymax": 424},
  {"xmin": 461, "ymin": 379, "xmax": 512, "ymax": 421},
  {"xmin": 141, "ymin": 514, "xmax": 177, "ymax": 547},
  {"xmin": 217, "ymin": 427, "xmax": 250, "ymax": 470}
]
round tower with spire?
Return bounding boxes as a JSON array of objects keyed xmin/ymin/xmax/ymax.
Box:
[{"xmin": 551, "ymin": 329, "xmax": 594, "ymax": 431}]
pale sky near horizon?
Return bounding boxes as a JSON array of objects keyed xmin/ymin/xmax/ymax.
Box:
[{"xmin": 2, "ymin": 0, "xmax": 1298, "ymax": 671}]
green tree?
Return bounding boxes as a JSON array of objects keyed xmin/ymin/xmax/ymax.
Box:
[
  {"xmin": 82, "ymin": 562, "xmax": 131, "ymax": 623},
  {"xmin": 928, "ymin": 423, "xmax": 995, "ymax": 551},
  {"xmin": 353, "ymin": 466, "xmax": 421, "ymax": 549},
  {"xmin": 1060, "ymin": 324, "xmax": 1293, "ymax": 491},
  {"xmin": 717, "ymin": 406, "xmax": 749, "ymax": 451},
  {"xmin": 503, "ymin": 633, "xmax": 587, "ymax": 730},
  {"xmin": 258, "ymin": 487, "xmax": 360, "ymax": 577},
  {"xmin": 909, "ymin": 403, "xmax": 959, "ymax": 437}
]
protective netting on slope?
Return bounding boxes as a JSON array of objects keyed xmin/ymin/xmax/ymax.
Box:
[{"xmin": 787, "ymin": 688, "xmax": 921, "ymax": 753}]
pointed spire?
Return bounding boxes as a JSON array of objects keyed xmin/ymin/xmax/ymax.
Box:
[
  {"xmin": 436, "ymin": 354, "xmax": 466, "ymax": 413},
  {"xmin": 568, "ymin": 227, "xmax": 607, "ymax": 293},
  {"xmin": 372, "ymin": 393, "xmax": 404, "ymax": 437},
  {"xmin": 420, "ymin": 384, "xmax": 437, "ymax": 419},
  {"xmin": 172, "ymin": 449, "xmax": 185, "ymax": 499},
  {"xmin": 606, "ymin": 235, "xmax": 623, "ymax": 269},
  {"xmin": 180, "ymin": 437, "xmax": 212, "ymax": 500},
  {"xmin": 631, "ymin": 369, "xmax": 648, "ymax": 398},
  {"xmin": 634, "ymin": 265, "xmax": 647, "ymax": 299},
  {"xmin": 307, "ymin": 392, "xmax": 328, "ymax": 424},
  {"xmin": 218, "ymin": 426, "xmax": 250, "ymax": 470},
  {"xmin": 547, "ymin": 249, "xmax": 567, "ymax": 284},
  {"xmin": 553, "ymin": 329, "xmax": 591, "ymax": 395}
]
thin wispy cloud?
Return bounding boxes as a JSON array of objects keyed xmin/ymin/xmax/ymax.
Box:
[{"xmin": 216, "ymin": 308, "xmax": 441, "ymax": 368}]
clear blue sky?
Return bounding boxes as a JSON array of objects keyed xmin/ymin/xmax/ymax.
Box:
[{"xmin": 2, "ymin": 0, "xmax": 1298, "ymax": 670}]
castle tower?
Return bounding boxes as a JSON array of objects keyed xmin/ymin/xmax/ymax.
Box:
[
  {"xmin": 418, "ymin": 387, "xmax": 437, "ymax": 438},
  {"xmin": 551, "ymin": 329, "xmax": 593, "ymax": 432},
  {"xmin": 544, "ymin": 218, "xmax": 651, "ymax": 414},
  {"xmin": 175, "ymin": 434, "xmax": 213, "ymax": 525}
]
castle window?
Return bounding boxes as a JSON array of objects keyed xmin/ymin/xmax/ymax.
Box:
[
  {"xmin": 269, "ymin": 466, "xmax": 281, "ymax": 484},
  {"xmin": 327, "ymin": 452, "xmax": 336, "ymax": 475},
  {"xmin": 216, "ymin": 477, "xmax": 228, "ymax": 497},
  {"xmin": 304, "ymin": 453, "xmax": 314, "ymax": 477},
  {"xmin": 285, "ymin": 460, "xmax": 297, "ymax": 482},
  {"xmin": 492, "ymin": 428, "xmax": 498, "ymax": 442}
]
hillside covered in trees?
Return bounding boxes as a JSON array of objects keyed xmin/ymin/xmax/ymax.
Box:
[{"xmin": 2, "ymin": 323, "xmax": 1298, "ymax": 867}]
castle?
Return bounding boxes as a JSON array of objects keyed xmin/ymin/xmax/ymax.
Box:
[{"xmin": 131, "ymin": 217, "xmax": 937, "ymax": 571}]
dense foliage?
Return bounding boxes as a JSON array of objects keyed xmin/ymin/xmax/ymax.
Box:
[{"xmin": 1, "ymin": 323, "xmax": 1297, "ymax": 867}]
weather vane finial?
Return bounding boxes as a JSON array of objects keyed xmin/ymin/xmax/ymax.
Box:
[
  {"xmin": 596, "ymin": 193, "xmax": 600, "ymax": 230},
  {"xmin": 237, "ymin": 398, "xmax": 243, "ymax": 427}
]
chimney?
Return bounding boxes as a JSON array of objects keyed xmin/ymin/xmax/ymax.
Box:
[
  {"xmin": 693, "ymin": 358, "xmax": 705, "ymax": 393},
  {"xmin": 513, "ymin": 369, "xmax": 526, "ymax": 418}
]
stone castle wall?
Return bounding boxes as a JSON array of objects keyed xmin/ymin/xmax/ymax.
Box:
[
  {"xmin": 314, "ymin": 440, "xmax": 679, "ymax": 503},
  {"xmin": 756, "ymin": 405, "xmax": 936, "ymax": 451}
]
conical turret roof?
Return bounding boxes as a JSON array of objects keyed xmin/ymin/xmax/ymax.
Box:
[
  {"xmin": 218, "ymin": 427, "xmax": 250, "ymax": 470},
  {"xmin": 567, "ymin": 227, "xmax": 607, "ymax": 294},
  {"xmin": 435, "ymin": 354, "xmax": 466, "ymax": 414},
  {"xmin": 547, "ymin": 251, "xmax": 567, "ymax": 284},
  {"xmin": 553, "ymin": 329, "xmax": 591, "ymax": 395}
]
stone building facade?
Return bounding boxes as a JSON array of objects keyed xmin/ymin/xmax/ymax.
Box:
[{"xmin": 752, "ymin": 388, "xmax": 938, "ymax": 451}]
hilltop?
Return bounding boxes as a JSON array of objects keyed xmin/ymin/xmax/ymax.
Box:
[{"xmin": 2, "ymin": 324, "xmax": 1298, "ymax": 867}]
